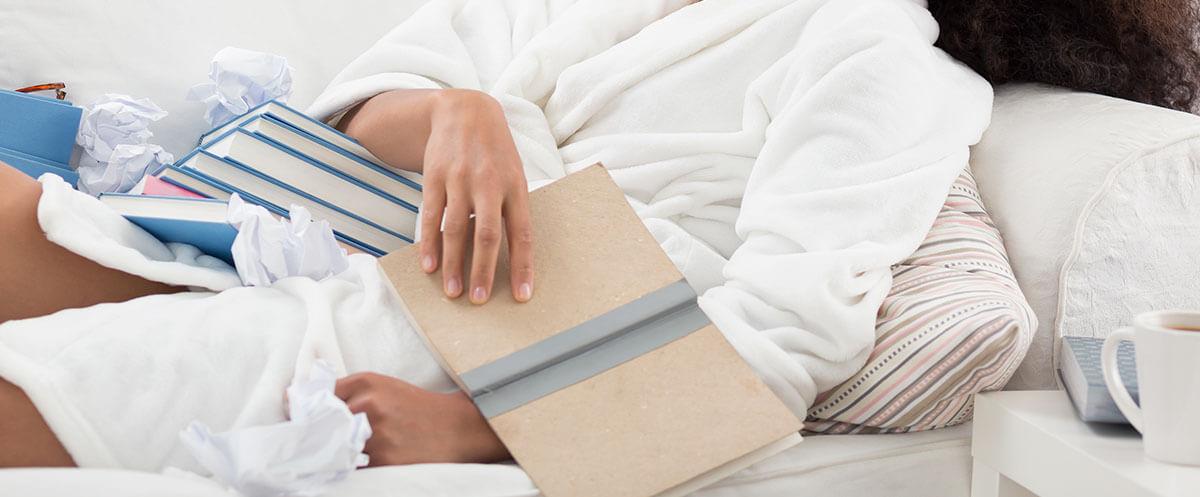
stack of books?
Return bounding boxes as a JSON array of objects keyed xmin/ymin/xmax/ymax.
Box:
[
  {"xmin": 123, "ymin": 100, "xmax": 422, "ymax": 257},
  {"xmin": 0, "ymin": 89, "xmax": 83, "ymax": 185}
]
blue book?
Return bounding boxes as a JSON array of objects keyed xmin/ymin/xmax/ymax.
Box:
[
  {"xmin": 152, "ymin": 164, "xmax": 230, "ymax": 200},
  {"xmin": 0, "ymin": 146, "xmax": 79, "ymax": 185},
  {"xmin": 98, "ymin": 193, "xmax": 237, "ymax": 265},
  {"xmin": 231, "ymin": 114, "xmax": 422, "ymax": 209},
  {"xmin": 197, "ymin": 100, "xmax": 419, "ymax": 181},
  {"xmin": 1058, "ymin": 336, "xmax": 1140, "ymax": 424},
  {"xmin": 172, "ymin": 149, "xmax": 398, "ymax": 255},
  {"xmin": 201, "ymin": 129, "xmax": 418, "ymax": 241},
  {"xmin": 0, "ymin": 89, "xmax": 82, "ymax": 166}
]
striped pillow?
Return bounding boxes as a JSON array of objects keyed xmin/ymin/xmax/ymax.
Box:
[{"xmin": 804, "ymin": 166, "xmax": 1035, "ymax": 434}]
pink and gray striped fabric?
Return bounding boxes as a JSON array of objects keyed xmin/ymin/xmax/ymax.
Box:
[{"xmin": 805, "ymin": 167, "xmax": 1035, "ymax": 434}]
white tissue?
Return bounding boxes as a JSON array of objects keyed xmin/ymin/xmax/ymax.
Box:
[
  {"xmin": 226, "ymin": 194, "xmax": 350, "ymax": 287},
  {"xmin": 189, "ymin": 47, "xmax": 295, "ymax": 127},
  {"xmin": 179, "ymin": 361, "xmax": 372, "ymax": 497},
  {"xmin": 78, "ymin": 143, "xmax": 174, "ymax": 195},
  {"xmin": 75, "ymin": 94, "xmax": 173, "ymax": 195}
]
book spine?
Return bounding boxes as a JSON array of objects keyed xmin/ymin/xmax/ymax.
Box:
[{"xmin": 463, "ymin": 280, "xmax": 708, "ymax": 418}]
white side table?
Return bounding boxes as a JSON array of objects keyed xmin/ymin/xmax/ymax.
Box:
[{"xmin": 970, "ymin": 390, "xmax": 1200, "ymax": 497}]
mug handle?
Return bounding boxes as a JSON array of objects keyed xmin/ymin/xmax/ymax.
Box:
[{"xmin": 1102, "ymin": 327, "xmax": 1143, "ymax": 432}]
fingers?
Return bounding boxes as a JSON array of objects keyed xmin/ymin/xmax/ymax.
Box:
[
  {"xmin": 504, "ymin": 190, "xmax": 535, "ymax": 303},
  {"xmin": 468, "ymin": 195, "xmax": 503, "ymax": 304},
  {"xmin": 441, "ymin": 194, "xmax": 471, "ymax": 299},
  {"xmin": 418, "ymin": 183, "xmax": 447, "ymax": 274}
]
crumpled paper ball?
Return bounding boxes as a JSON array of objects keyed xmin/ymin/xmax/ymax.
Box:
[
  {"xmin": 74, "ymin": 94, "xmax": 172, "ymax": 195},
  {"xmin": 226, "ymin": 194, "xmax": 350, "ymax": 287},
  {"xmin": 179, "ymin": 360, "xmax": 372, "ymax": 497},
  {"xmin": 188, "ymin": 47, "xmax": 295, "ymax": 127}
]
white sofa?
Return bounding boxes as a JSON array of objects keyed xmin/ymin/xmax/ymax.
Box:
[{"xmin": 3, "ymin": 1, "xmax": 1199, "ymax": 496}]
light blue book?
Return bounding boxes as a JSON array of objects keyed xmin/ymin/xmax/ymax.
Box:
[
  {"xmin": 1058, "ymin": 336, "xmax": 1139, "ymax": 424},
  {"xmin": 197, "ymin": 100, "xmax": 421, "ymax": 190},
  {"xmin": 151, "ymin": 164, "xmax": 231, "ymax": 200},
  {"xmin": 172, "ymin": 149, "xmax": 399, "ymax": 255},
  {"xmin": 98, "ymin": 193, "xmax": 237, "ymax": 265},
  {"xmin": 231, "ymin": 113, "xmax": 422, "ymax": 209},
  {"xmin": 201, "ymin": 129, "xmax": 417, "ymax": 241},
  {"xmin": 0, "ymin": 89, "xmax": 82, "ymax": 166},
  {"xmin": 0, "ymin": 146, "xmax": 79, "ymax": 185}
]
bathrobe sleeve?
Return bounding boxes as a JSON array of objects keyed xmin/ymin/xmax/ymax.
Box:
[
  {"xmin": 696, "ymin": 1, "xmax": 994, "ymax": 417},
  {"xmin": 307, "ymin": 0, "xmax": 529, "ymax": 122},
  {"xmin": 308, "ymin": 0, "xmax": 690, "ymax": 181}
]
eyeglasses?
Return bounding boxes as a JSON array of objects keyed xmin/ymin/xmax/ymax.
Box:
[{"xmin": 15, "ymin": 82, "xmax": 67, "ymax": 100}]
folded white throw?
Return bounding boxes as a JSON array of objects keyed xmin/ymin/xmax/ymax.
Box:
[{"xmin": 0, "ymin": 0, "xmax": 992, "ymax": 480}]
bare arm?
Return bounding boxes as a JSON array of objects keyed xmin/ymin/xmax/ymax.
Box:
[
  {"xmin": 338, "ymin": 89, "xmax": 535, "ymax": 306},
  {"xmin": 336, "ymin": 89, "xmax": 441, "ymax": 173}
]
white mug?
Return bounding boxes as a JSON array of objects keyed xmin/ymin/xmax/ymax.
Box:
[{"xmin": 1102, "ymin": 310, "xmax": 1200, "ymax": 466}]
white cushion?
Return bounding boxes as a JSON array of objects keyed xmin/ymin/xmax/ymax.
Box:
[
  {"xmin": 970, "ymin": 84, "xmax": 1200, "ymax": 389},
  {"xmin": 0, "ymin": 0, "xmax": 430, "ymax": 158}
]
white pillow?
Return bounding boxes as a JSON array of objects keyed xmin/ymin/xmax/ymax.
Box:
[
  {"xmin": 970, "ymin": 83, "xmax": 1200, "ymax": 389},
  {"xmin": 0, "ymin": 0, "xmax": 430, "ymax": 158}
]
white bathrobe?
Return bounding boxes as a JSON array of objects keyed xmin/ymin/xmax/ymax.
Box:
[
  {"xmin": 309, "ymin": 0, "xmax": 992, "ymax": 415},
  {"xmin": 0, "ymin": 0, "xmax": 991, "ymax": 478}
]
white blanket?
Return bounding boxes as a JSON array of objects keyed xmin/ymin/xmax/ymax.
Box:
[{"xmin": 0, "ymin": 0, "xmax": 992, "ymax": 482}]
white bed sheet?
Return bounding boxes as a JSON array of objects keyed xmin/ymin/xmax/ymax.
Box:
[{"xmin": 0, "ymin": 424, "xmax": 971, "ymax": 497}]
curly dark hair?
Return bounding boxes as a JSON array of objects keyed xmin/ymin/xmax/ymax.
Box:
[{"xmin": 929, "ymin": 0, "xmax": 1200, "ymax": 112}]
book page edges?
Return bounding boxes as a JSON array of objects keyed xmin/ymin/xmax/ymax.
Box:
[{"xmin": 656, "ymin": 432, "xmax": 803, "ymax": 497}]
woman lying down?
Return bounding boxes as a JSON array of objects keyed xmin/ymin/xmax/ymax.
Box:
[{"xmin": 1, "ymin": 0, "xmax": 1196, "ymax": 472}]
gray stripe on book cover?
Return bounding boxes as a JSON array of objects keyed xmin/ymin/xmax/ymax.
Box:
[{"xmin": 463, "ymin": 279, "xmax": 708, "ymax": 418}]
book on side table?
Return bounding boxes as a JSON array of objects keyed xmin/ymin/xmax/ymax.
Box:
[
  {"xmin": 379, "ymin": 165, "xmax": 803, "ymax": 497},
  {"xmin": 1058, "ymin": 335, "xmax": 1139, "ymax": 424}
]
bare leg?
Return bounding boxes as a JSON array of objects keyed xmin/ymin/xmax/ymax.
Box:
[
  {"xmin": 0, "ymin": 162, "xmax": 180, "ymax": 322},
  {"xmin": 0, "ymin": 378, "xmax": 74, "ymax": 467},
  {"xmin": 0, "ymin": 162, "xmax": 180, "ymax": 467}
]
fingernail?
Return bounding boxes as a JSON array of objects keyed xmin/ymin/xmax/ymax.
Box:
[
  {"xmin": 471, "ymin": 286, "xmax": 488, "ymax": 304},
  {"xmin": 421, "ymin": 255, "xmax": 435, "ymax": 272},
  {"xmin": 517, "ymin": 283, "xmax": 533, "ymax": 302},
  {"xmin": 446, "ymin": 277, "xmax": 461, "ymax": 297}
]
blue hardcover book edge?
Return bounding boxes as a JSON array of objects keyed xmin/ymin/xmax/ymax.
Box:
[
  {"xmin": 238, "ymin": 121, "xmax": 420, "ymax": 211},
  {"xmin": 258, "ymin": 113, "xmax": 423, "ymax": 193},
  {"xmin": 1059, "ymin": 336, "xmax": 1139, "ymax": 424},
  {"xmin": 0, "ymin": 146, "xmax": 79, "ymax": 186},
  {"xmin": 0, "ymin": 89, "xmax": 83, "ymax": 165},
  {"xmin": 208, "ymin": 143, "xmax": 414, "ymax": 243},
  {"xmin": 157, "ymin": 164, "xmax": 216, "ymax": 199},
  {"xmin": 198, "ymin": 99, "xmax": 364, "ymax": 147},
  {"xmin": 171, "ymin": 151, "xmax": 388, "ymax": 255},
  {"xmin": 201, "ymin": 129, "xmax": 418, "ymax": 230},
  {"xmin": 101, "ymin": 193, "xmax": 238, "ymax": 265}
]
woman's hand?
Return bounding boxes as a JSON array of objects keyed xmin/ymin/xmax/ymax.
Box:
[
  {"xmin": 421, "ymin": 90, "xmax": 534, "ymax": 305},
  {"xmin": 340, "ymin": 89, "xmax": 535, "ymax": 305},
  {"xmin": 335, "ymin": 372, "xmax": 509, "ymax": 466}
]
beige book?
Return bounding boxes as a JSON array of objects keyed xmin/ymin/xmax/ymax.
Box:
[{"xmin": 379, "ymin": 165, "xmax": 802, "ymax": 497}]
